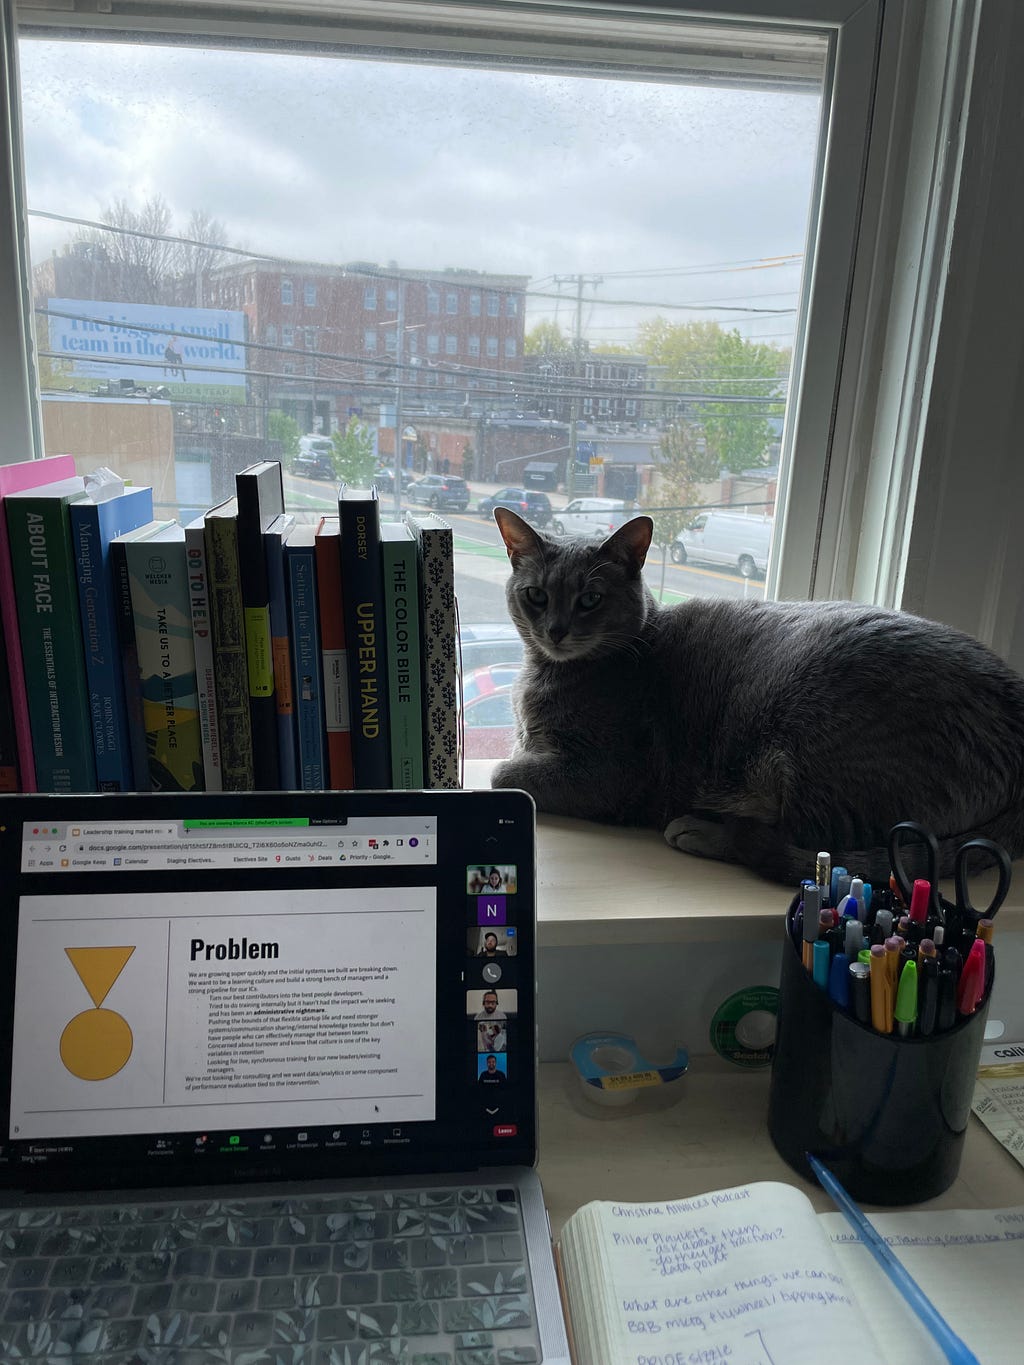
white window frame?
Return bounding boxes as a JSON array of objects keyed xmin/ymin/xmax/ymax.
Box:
[
  {"xmin": 3, "ymin": 0, "xmax": 1024, "ymax": 673},
  {"xmin": 303, "ymin": 280, "xmax": 316, "ymax": 307},
  {"xmin": 280, "ymin": 277, "xmax": 293, "ymax": 306}
]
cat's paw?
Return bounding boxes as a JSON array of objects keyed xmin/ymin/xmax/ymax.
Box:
[
  {"xmin": 491, "ymin": 760, "xmax": 523, "ymax": 790},
  {"xmin": 663, "ymin": 816, "xmax": 731, "ymax": 861}
]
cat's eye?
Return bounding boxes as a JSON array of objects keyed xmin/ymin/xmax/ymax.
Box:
[
  {"xmin": 578, "ymin": 590, "xmax": 603, "ymax": 611},
  {"xmin": 525, "ymin": 586, "xmax": 548, "ymax": 608}
]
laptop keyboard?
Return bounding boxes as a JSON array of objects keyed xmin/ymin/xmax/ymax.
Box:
[{"xmin": 0, "ymin": 1184, "xmax": 542, "ymax": 1364}]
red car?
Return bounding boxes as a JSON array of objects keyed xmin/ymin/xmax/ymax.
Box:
[{"xmin": 462, "ymin": 663, "xmax": 520, "ymax": 759}]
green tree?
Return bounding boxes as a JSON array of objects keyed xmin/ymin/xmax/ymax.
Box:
[
  {"xmin": 524, "ymin": 319, "xmax": 572, "ymax": 355},
  {"xmin": 641, "ymin": 422, "xmax": 720, "ymax": 551},
  {"xmin": 268, "ymin": 409, "xmax": 301, "ymax": 465},
  {"xmin": 637, "ymin": 319, "xmax": 789, "ymax": 475},
  {"xmin": 332, "ymin": 417, "xmax": 376, "ymax": 485}
]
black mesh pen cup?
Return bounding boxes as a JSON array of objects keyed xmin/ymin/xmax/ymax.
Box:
[{"xmin": 767, "ymin": 898, "xmax": 990, "ymax": 1204}]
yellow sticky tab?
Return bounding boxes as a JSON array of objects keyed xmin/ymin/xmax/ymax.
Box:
[{"xmin": 244, "ymin": 607, "xmax": 274, "ymax": 697}]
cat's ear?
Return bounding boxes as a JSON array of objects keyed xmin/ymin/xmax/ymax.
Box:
[
  {"xmin": 494, "ymin": 507, "xmax": 544, "ymax": 565},
  {"xmin": 601, "ymin": 515, "xmax": 653, "ymax": 572}
]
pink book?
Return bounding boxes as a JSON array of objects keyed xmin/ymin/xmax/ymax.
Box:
[{"xmin": 0, "ymin": 455, "xmax": 78, "ymax": 791}]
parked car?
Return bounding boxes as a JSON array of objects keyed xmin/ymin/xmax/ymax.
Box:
[
  {"xmin": 671, "ymin": 510, "xmax": 773, "ymax": 578},
  {"xmin": 459, "ymin": 623, "xmax": 525, "ymax": 674},
  {"xmin": 406, "ymin": 473, "xmax": 471, "ymax": 512},
  {"xmin": 372, "ymin": 466, "xmax": 415, "ymax": 495},
  {"xmin": 292, "ymin": 435, "xmax": 336, "ymax": 480},
  {"xmin": 462, "ymin": 662, "xmax": 520, "ymax": 760},
  {"xmin": 550, "ymin": 497, "xmax": 631, "ymax": 539},
  {"xmin": 477, "ymin": 487, "xmax": 552, "ymax": 527}
]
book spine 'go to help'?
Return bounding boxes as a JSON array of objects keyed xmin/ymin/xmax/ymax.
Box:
[
  {"xmin": 124, "ymin": 530, "xmax": 204, "ymax": 792},
  {"xmin": 380, "ymin": 523, "xmax": 425, "ymax": 788},
  {"xmin": 6, "ymin": 481, "xmax": 97, "ymax": 793},
  {"xmin": 339, "ymin": 487, "xmax": 391, "ymax": 788}
]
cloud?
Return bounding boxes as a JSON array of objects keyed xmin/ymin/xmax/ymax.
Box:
[{"xmin": 19, "ymin": 34, "xmax": 819, "ymax": 347}]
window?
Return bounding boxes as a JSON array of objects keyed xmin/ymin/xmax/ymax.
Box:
[
  {"xmin": 363, "ymin": 329, "xmax": 377, "ymax": 353},
  {"xmin": 8, "ymin": 0, "xmax": 1018, "ymax": 797},
  {"xmin": 304, "ymin": 328, "xmax": 315, "ymax": 349},
  {"xmin": 427, "ymin": 334, "xmax": 440, "ymax": 355},
  {"xmin": 304, "ymin": 281, "xmax": 316, "ymax": 307},
  {"xmin": 384, "ymin": 330, "xmax": 398, "ymax": 354},
  {"xmin": 445, "ymin": 334, "xmax": 458, "ymax": 355},
  {"xmin": 265, "ymin": 324, "xmax": 278, "ymax": 345},
  {"xmin": 282, "ymin": 326, "xmax": 294, "ymax": 347},
  {"xmin": 364, "ymin": 285, "xmax": 377, "ymax": 310},
  {"xmin": 385, "ymin": 287, "xmax": 398, "ymax": 311},
  {"xmin": 486, "ymin": 337, "xmax": 499, "ymax": 358},
  {"xmin": 446, "ymin": 291, "xmax": 458, "ymax": 315},
  {"xmin": 468, "ymin": 335, "xmax": 480, "ymax": 357},
  {"xmin": 506, "ymin": 295, "xmax": 518, "ymax": 317},
  {"xmin": 504, "ymin": 337, "xmax": 516, "ymax": 359}
]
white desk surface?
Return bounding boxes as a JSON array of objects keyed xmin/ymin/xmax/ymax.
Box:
[{"xmin": 535, "ymin": 1059, "xmax": 1024, "ymax": 1238}]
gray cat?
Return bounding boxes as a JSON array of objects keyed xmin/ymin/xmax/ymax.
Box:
[{"xmin": 490, "ymin": 508, "xmax": 1024, "ymax": 885}]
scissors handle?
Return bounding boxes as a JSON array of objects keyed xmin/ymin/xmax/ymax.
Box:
[
  {"xmin": 953, "ymin": 837, "xmax": 1012, "ymax": 925},
  {"xmin": 887, "ymin": 821, "xmax": 942, "ymax": 918}
]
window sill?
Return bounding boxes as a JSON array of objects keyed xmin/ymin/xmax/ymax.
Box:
[{"xmin": 463, "ymin": 760, "xmax": 1024, "ymax": 948}]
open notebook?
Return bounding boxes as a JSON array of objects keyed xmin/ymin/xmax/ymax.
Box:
[
  {"xmin": 559, "ymin": 1180, "xmax": 1024, "ymax": 1364},
  {"xmin": 0, "ymin": 788, "xmax": 570, "ymax": 1364}
]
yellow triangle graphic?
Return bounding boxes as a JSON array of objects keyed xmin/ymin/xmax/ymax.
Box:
[{"xmin": 65, "ymin": 946, "xmax": 135, "ymax": 1007}]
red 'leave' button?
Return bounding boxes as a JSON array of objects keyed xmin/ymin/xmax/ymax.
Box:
[{"xmin": 493, "ymin": 1123, "xmax": 518, "ymax": 1138}]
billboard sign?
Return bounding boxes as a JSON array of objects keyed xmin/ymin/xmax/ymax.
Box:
[{"xmin": 47, "ymin": 299, "xmax": 248, "ymax": 404}]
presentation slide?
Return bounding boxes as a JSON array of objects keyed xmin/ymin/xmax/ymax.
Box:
[{"xmin": 9, "ymin": 887, "xmax": 436, "ymax": 1139}]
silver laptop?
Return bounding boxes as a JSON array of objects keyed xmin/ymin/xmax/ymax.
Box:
[{"xmin": 0, "ymin": 787, "xmax": 569, "ymax": 1364}]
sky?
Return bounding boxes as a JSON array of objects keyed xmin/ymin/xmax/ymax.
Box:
[{"xmin": 18, "ymin": 35, "xmax": 823, "ymax": 351}]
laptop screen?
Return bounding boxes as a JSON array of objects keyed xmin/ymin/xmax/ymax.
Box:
[{"xmin": 0, "ymin": 788, "xmax": 536, "ymax": 1193}]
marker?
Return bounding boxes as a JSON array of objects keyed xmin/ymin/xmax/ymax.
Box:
[
  {"xmin": 933, "ymin": 923, "xmax": 946, "ymax": 950},
  {"xmin": 830, "ymin": 865, "xmax": 848, "ymax": 907},
  {"xmin": 860, "ymin": 881, "xmax": 873, "ymax": 916},
  {"xmin": 807, "ymin": 1155, "xmax": 982, "ymax": 1365},
  {"xmin": 918, "ymin": 956, "xmax": 939, "ymax": 1037},
  {"xmin": 909, "ymin": 878, "xmax": 931, "ymax": 927},
  {"xmin": 813, "ymin": 939, "xmax": 831, "ymax": 991},
  {"xmin": 849, "ymin": 960, "xmax": 871, "ymax": 1025},
  {"xmin": 816, "ymin": 850, "xmax": 831, "ymax": 905},
  {"xmin": 835, "ymin": 894, "xmax": 858, "ymax": 920},
  {"xmin": 937, "ymin": 967, "xmax": 957, "ymax": 1031},
  {"xmin": 895, "ymin": 959, "xmax": 918, "ymax": 1038},
  {"xmin": 869, "ymin": 944, "xmax": 892, "ymax": 1033},
  {"xmin": 918, "ymin": 937, "xmax": 937, "ymax": 963},
  {"xmin": 828, "ymin": 952, "xmax": 851, "ymax": 1009},
  {"xmin": 956, "ymin": 939, "xmax": 986, "ymax": 1017},
  {"xmin": 978, "ymin": 918, "xmax": 994, "ymax": 944},
  {"xmin": 874, "ymin": 908, "xmax": 893, "ymax": 940},
  {"xmin": 884, "ymin": 935, "xmax": 903, "ymax": 991}
]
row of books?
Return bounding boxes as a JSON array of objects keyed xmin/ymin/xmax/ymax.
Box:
[{"xmin": 0, "ymin": 456, "xmax": 460, "ymax": 794}]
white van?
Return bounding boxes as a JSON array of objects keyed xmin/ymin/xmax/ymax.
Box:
[
  {"xmin": 671, "ymin": 510, "xmax": 773, "ymax": 579},
  {"xmin": 551, "ymin": 497, "xmax": 631, "ymax": 540}
]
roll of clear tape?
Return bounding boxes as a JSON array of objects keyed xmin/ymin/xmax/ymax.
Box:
[{"xmin": 569, "ymin": 1031, "xmax": 689, "ymax": 1108}]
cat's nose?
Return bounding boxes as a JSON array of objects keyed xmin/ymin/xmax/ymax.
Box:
[{"xmin": 548, "ymin": 624, "xmax": 569, "ymax": 643}]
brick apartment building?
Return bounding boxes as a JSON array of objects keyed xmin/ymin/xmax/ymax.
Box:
[{"xmin": 522, "ymin": 347, "xmax": 659, "ymax": 426}]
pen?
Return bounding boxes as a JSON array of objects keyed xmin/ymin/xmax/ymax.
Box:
[
  {"xmin": 869, "ymin": 944, "xmax": 892, "ymax": 1033},
  {"xmin": 844, "ymin": 917, "xmax": 865, "ymax": 958},
  {"xmin": 830, "ymin": 865, "xmax": 847, "ymax": 907},
  {"xmin": 801, "ymin": 884, "xmax": 821, "ymax": 971},
  {"xmin": 978, "ymin": 918, "xmax": 994, "ymax": 943},
  {"xmin": 909, "ymin": 877, "xmax": 930, "ymax": 929},
  {"xmin": 828, "ymin": 951, "xmax": 851, "ymax": 1009},
  {"xmin": 937, "ymin": 966, "xmax": 957, "ymax": 1031},
  {"xmin": 894, "ymin": 959, "xmax": 918, "ymax": 1037},
  {"xmin": 806, "ymin": 1155, "xmax": 981, "ymax": 1365},
  {"xmin": 849, "ymin": 960, "xmax": 871, "ymax": 1025},
  {"xmin": 849, "ymin": 876, "xmax": 866, "ymax": 922},
  {"xmin": 918, "ymin": 955, "xmax": 939, "ymax": 1036},
  {"xmin": 884, "ymin": 935, "xmax": 903, "ymax": 991},
  {"xmin": 816, "ymin": 850, "xmax": 831, "ymax": 905},
  {"xmin": 813, "ymin": 938, "xmax": 831, "ymax": 991}
]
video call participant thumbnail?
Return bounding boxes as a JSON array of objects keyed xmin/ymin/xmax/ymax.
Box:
[{"xmin": 478, "ymin": 1053, "xmax": 508, "ymax": 1085}]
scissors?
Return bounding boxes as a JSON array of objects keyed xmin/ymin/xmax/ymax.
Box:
[{"xmin": 887, "ymin": 820, "xmax": 1013, "ymax": 941}]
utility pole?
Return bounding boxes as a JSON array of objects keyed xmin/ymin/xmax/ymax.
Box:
[{"xmin": 553, "ymin": 273, "xmax": 601, "ymax": 491}]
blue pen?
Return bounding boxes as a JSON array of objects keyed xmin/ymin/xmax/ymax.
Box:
[
  {"xmin": 830, "ymin": 865, "xmax": 848, "ymax": 906},
  {"xmin": 827, "ymin": 951, "xmax": 850, "ymax": 1008},
  {"xmin": 807, "ymin": 1155, "xmax": 980, "ymax": 1365},
  {"xmin": 812, "ymin": 938, "xmax": 830, "ymax": 990}
]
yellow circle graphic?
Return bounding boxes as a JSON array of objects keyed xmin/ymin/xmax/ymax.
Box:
[{"xmin": 59, "ymin": 1007, "xmax": 134, "ymax": 1081}]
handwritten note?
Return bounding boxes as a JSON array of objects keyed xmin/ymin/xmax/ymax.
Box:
[
  {"xmin": 972, "ymin": 1054, "xmax": 1024, "ymax": 1169},
  {"xmin": 559, "ymin": 1182, "xmax": 888, "ymax": 1365}
]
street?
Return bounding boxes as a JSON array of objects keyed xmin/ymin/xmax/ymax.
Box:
[{"xmin": 283, "ymin": 472, "xmax": 768, "ymax": 626}]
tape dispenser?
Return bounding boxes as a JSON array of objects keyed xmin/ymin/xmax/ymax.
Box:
[{"xmin": 570, "ymin": 1031, "xmax": 689, "ymax": 1108}]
